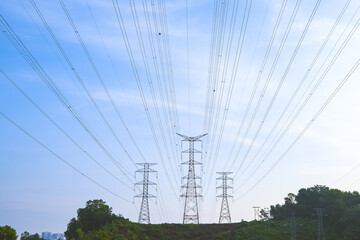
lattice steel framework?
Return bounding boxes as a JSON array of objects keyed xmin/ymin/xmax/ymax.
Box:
[
  {"xmin": 216, "ymin": 172, "xmax": 233, "ymax": 223},
  {"xmin": 177, "ymin": 133, "xmax": 207, "ymax": 224},
  {"xmin": 314, "ymin": 208, "xmax": 326, "ymax": 240},
  {"xmin": 135, "ymin": 163, "xmax": 157, "ymax": 224},
  {"xmin": 253, "ymin": 206, "xmax": 260, "ymax": 221},
  {"xmin": 290, "ymin": 214, "xmax": 296, "ymax": 240}
]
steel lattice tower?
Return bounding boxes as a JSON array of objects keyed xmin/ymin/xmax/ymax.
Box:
[
  {"xmin": 177, "ymin": 133, "xmax": 207, "ymax": 224},
  {"xmin": 135, "ymin": 163, "xmax": 157, "ymax": 224},
  {"xmin": 216, "ymin": 172, "xmax": 233, "ymax": 224},
  {"xmin": 314, "ymin": 208, "xmax": 326, "ymax": 240},
  {"xmin": 290, "ymin": 214, "xmax": 296, "ymax": 240},
  {"xmin": 253, "ymin": 206, "xmax": 260, "ymax": 221}
]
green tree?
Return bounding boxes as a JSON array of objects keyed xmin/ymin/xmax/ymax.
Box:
[
  {"xmin": 77, "ymin": 199, "xmax": 116, "ymax": 232},
  {"xmin": 0, "ymin": 225, "xmax": 17, "ymax": 240},
  {"xmin": 270, "ymin": 185, "xmax": 360, "ymax": 239},
  {"xmin": 65, "ymin": 218, "xmax": 81, "ymax": 240},
  {"xmin": 270, "ymin": 193, "xmax": 297, "ymax": 220},
  {"xmin": 340, "ymin": 206, "xmax": 360, "ymax": 240},
  {"xmin": 20, "ymin": 231, "xmax": 44, "ymax": 240},
  {"xmin": 65, "ymin": 199, "xmax": 118, "ymax": 240}
]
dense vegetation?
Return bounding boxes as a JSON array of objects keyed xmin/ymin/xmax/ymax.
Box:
[
  {"xmin": 270, "ymin": 185, "xmax": 360, "ymax": 239},
  {"xmin": 64, "ymin": 186, "xmax": 360, "ymax": 240},
  {"xmin": 20, "ymin": 232, "xmax": 44, "ymax": 240},
  {"xmin": 2, "ymin": 185, "xmax": 359, "ymax": 239},
  {"xmin": 0, "ymin": 225, "xmax": 17, "ymax": 240},
  {"xmin": 0, "ymin": 226, "xmax": 45, "ymax": 240},
  {"xmin": 65, "ymin": 199, "xmax": 119, "ymax": 239},
  {"xmin": 65, "ymin": 218, "xmax": 316, "ymax": 240}
]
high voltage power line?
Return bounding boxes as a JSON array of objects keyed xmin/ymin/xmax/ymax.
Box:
[
  {"xmin": 112, "ymin": 0, "xmax": 180, "ymax": 200},
  {"xmin": 0, "ymin": 15, "xmax": 134, "ymax": 182},
  {"xmin": 0, "ymin": 69, "xmax": 131, "ymax": 189},
  {"xmin": 235, "ymin": 0, "xmax": 354, "ymax": 188},
  {"xmin": 232, "ymin": 0, "xmax": 321, "ymax": 180},
  {"xmin": 235, "ymin": 54, "xmax": 360, "ymax": 201},
  {"xmin": 0, "ymin": 111, "xmax": 132, "ymax": 203},
  {"xmin": 234, "ymin": 2, "xmax": 360, "ymax": 196},
  {"xmin": 204, "ymin": 0, "xmax": 253, "ymax": 195},
  {"xmin": 234, "ymin": 0, "xmax": 356, "ymax": 191},
  {"xmin": 1, "ymin": 0, "xmax": 360, "ymax": 225}
]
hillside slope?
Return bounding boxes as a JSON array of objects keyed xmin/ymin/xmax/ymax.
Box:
[
  {"xmin": 75, "ymin": 218, "xmax": 319, "ymax": 240},
  {"xmin": 65, "ymin": 186, "xmax": 360, "ymax": 240}
]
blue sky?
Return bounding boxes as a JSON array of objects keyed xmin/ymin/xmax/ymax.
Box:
[{"xmin": 1, "ymin": 0, "xmax": 360, "ymax": 236}]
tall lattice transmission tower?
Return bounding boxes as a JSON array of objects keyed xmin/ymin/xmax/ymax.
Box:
[
  {"xmin": 177, "ymin": 133, "xmax": 207, "ymax": 224},
  {"xmin": 216, "ymin": 172, "xmax": 233, "ymax": 223},
  {"xmin": 253, "ymin": 206, "xmax": 260, "ymax": 221},
  {"xmin": 135, "ymin": 163, "xmax": 157, "ymax": 224},
  {"xmin": 314, "ymin": 208, "xmax": 326, "ymax": 240},
  {"xmin": 290, "ymin": 214, "xmax": 296, "ymax": 240}
]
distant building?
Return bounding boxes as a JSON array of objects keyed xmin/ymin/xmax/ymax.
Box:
[
  {"xmin": 41, "ymin": 232, "xmax": 65, "ymax": 240},
  {"xmin": 52, "ymin": 233, "xmax": 64, "ymax": 240},
  {"xmin": 41, "ymin": 232, "xmax": 52, "ymax": 239}
]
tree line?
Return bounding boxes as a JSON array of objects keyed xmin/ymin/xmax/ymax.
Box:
[{"xmin": 2, "ymin": 185, "xmax": 360, "ymax": 239}]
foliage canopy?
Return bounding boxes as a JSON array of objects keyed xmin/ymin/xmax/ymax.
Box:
[
  {"xmin": 64, "ymin": 186, "xmax": 360, "ymax": 240},
  {"xmin": 0, "ymin": 225, "xmax": 17, "ymax": 240},
  {"xmin": 65, "ymin": 199, "xmax": 120, "ymax": 240}
]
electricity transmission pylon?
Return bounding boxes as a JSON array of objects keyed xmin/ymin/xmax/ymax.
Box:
[
  {"xmin": 216, "ymin": 172, "xmax": 233, "ymax": 223},
  {"xmin": 314, "ymin": 208, "xmax": 326, "ymax": 240},
  {"xmin": 290, "ymin": 214, "xmax": 296, "ymax": 240},
  {"xmin": 135, "ymin": 163, "xmax": 157, "ymax": 224},
  {"xmin": 177, "ymin": 133, "xmax": 207, "ymax": 224},
  {"xmin": 253, "ymin": 206, "xmax": 260, "ymax": 220}
]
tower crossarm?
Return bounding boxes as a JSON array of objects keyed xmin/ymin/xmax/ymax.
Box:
[
  {"xmin": 136, "ymin": 168, "xmax": 157, "ymax": 173},
  {"xmin": 181, "ymin": 160, "xmax": 202, "ymax": 165},
  {"xmin": 176, "ymin": 133, "xmax": 208, "ymax": 141},
  {"xmin": 135, "ymin": 180, "xmax": 157, "ymax": 185},
  {"xmin": 216, "ymin": 176, "xmax": 233, "ymax": 180},
  {"xmin": 181, "ymin": 148, "xmax": 202, "ymax": 153},
  {"xmin": 182, "ymin": 174, "xmax": 201, "ymax": 180},
  {"xmin": 181, "ymin": 193, "xmax": 203, "ymax": 198},
  {"xmin": 216, "ymin": 194, "xmax": 233, "ymax": 198},
  {"xmin": 216, "ymin": 185, "xmax": 233, "ymax": 189},
  {"xmin": 182, "ymin": 183, "xmax": 202, "ymax": 188},
  {"xmin": 135, "ymin": 193, "xmax": 156, "ymax": 198}
]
